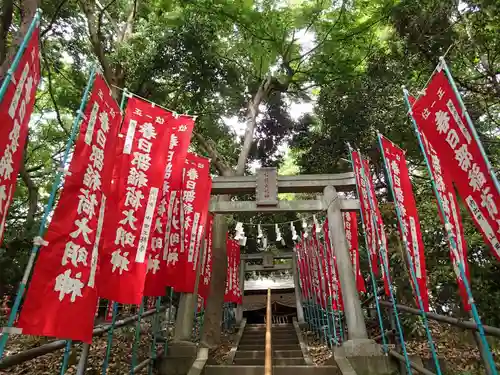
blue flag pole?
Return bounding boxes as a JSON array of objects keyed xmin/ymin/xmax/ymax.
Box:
[{"xmin": 0, "ymin": 65, "xmax": 96, "ymax": 359}]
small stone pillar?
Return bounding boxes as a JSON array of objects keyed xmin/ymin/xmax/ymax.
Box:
[{"xmin": 292, "ymin": 252, "xmax": 305, "ymax": 324}]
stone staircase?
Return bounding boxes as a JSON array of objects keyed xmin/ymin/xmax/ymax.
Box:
[{"xmin": 204, "ymin": 323, "xmax": 341, "ymax": 375}]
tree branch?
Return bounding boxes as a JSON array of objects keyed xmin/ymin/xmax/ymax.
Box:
[
  {"xmin": 192, "ymin": 131, "xmax": 233, "ymax": 176},
  {"xmin": 118, "ymin": 0, "xmax": 138, "ymax": 43},
  {"xmin": 40, "ymin": 0, "xmax": 68, "ymax": 38},
  {"xmin": 79, "ymin": 0, "xmax": 113, "ymax": 83},
  {"xmin": 41, "ymin": 45, "xmax": 70, "ymax": 137},
  {"xmin": 292, "ymin": 0, "xmax": 346, "ymax": 67},
  {"xmin": 98, "ymin": 0, "xmax": 118, "ymax": 47}
]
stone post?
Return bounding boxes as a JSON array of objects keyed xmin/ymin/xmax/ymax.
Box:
[
  {"xmin": 292, "ymin": 252, "xmax": 305, "ymax": 324},
  {"xmin": 323, "ymin": 185, "xmax": 368, "ymax": 340},
  {"xmin": 173, "ymin": 230, "xmax": 206, "ymax": 342},
  {"xmin": 236, "ymin": 259, "xmax": 245, "ymax": 324}
]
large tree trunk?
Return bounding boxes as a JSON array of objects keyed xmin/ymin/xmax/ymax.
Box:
[
  {"xmin": 235, "ymin": 76, "xmax": 273, "ymax": 175},
  {"xmin": 0, "ymin": 0, "xmax": 38, "ymax": 78},
  {"xmin": 197, "ymin": 77, "xmax": 275, "ymax": 347},
  {"xmin": 200, "ymin": 208, "xmax": 228, "ymax": 347}
]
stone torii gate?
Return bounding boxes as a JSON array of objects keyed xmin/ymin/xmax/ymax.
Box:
[
  {"xmin": 213, "ymin": 169, "xmax": 368, "ymax": 342},
  {"xmin": 173, "ymin": 168, "xmax": 381, "ymax": 360}
]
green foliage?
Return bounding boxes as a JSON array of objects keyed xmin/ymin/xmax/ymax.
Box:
[{"xmin": 0, "ymin": 0, "xmax": 499, "ymax": 341}]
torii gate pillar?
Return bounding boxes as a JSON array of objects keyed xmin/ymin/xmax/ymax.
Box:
[
  {"xmin": 292, "ymin": 251, "xmax": 305, "ymax": 324},
  {"xmin": 323, "ymin": 185, "xmax": 368, "ymax": 340}
]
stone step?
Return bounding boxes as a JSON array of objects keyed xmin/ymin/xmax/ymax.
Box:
[
  {"xmin": 241, "ymin": 333, "xmax": 296, "ymax": 340},
  {"xmin": 204, "ymin": 365, "xmax": 341, "ymax": 375},
  {"xmin": 235, "ymin": 350, "xmax": 304, "ymax": 359},
  {"xmin": 233, "ymin": 357, "xmax": 306, "ymax": 366},
  {"xmin": 244, "ymin": 325, "xmax": 295, "ymax": 331},
  {"xmin": 239, "ymin": 339, "xmax": 299, "ymax": 346},
  {"xmin": 238, "ymin": 344, "xmax": 301, "ymax": 351}
]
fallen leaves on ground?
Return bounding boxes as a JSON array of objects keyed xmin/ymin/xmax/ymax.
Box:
[
  {"xmin": 209, "ymin": 331, "xmax": 236, "ymax": 365},
  {"xmin": 302, "ymin": 320, "xmax": 500, "ymax": 374},
  {"xmin": 1, "ymin": 317, "xmax": 163, "ymax": 375},
  {"xmin": 301, "ymin": 330, "xmax": 332, "ymax": 365}
]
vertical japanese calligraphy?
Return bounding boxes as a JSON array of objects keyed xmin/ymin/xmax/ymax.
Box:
[
  {"xmin": 144, "ymin": 113, "xmax": 194, "ymax": 296},
  {"xmin": 411, "ymin": 70, "xmax": 500, "ymax": 260},
  {"xmin": 350, "ymin": 151, "xmax": 378, "ymax": 276},
  {"xmin": 321, "ymin": 221, "xmax": 344, "ymax": 311},
  {"xmin": 198, "ymin": 215, "xmax": 214, "ymax": 303},
  {"xmin": 18, "ymin": 74, "xmax": 121, "ymax": 342},
  {"xmin": 417, "ymin": 128, "xmax": 471, "ymax": 310},
  {"xmin": 342, "ymin": 212, "xmax": 366, "ymax": 293},
  {"xmin": 98, "ymin": 97, "xmax": 173, "ymax": 304},
  {"xmin": 224, "ymin": 238, "xmax": 242, "ymax": 304},
  {"xmin": 350, "ymin": 149, "xmax": 391, "ymax": 296},
  {"xmin": 0, "ymin": 26, "xmax": 40, "ymax": 242},
  {"xmin": 379, "ymin": 135, "xmax": 430, "ymax": 312},
  {"xmin": 165, "ymin": 153, "xmax": 211, "ymax": 293}
]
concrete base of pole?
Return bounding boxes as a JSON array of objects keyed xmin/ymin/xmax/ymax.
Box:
[
  {"xmin": 174, "ymin": 293, "xmax": 196, "ymax": 341},
  {"xmin": 334, "ymin": 339, "xmax": 396, "ymax": 375},
  {"xmin": 236, "ymin": 305, "xmax": 243, "ymax": 324},
  {"xmin": 158, "ymin": 342, "xmax": 197, "ymax": 375}
]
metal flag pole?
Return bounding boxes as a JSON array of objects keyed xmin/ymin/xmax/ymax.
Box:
[
  {"xmin": 377, "ymin": 133, "xmax": 442, "ymax": 375},
  {"xmin": 347, "ymin": 144, "xmax": 388, "ymax": 354},
  {"xmin": 0, "ymin": 9, "xmax": 42, "ymax": 102},
  {"xmin": 130, "ymin": 298, "xmax": 145, "ymax": 375},
  {"xmin": 439, "ymin": 57, "xmax": 500, "ymax": 194},
  {"xmin": 147, "ymin": 296, "xmax": 162, "ymax": 375},
  {"xmin": 59, "ymin": 340, "xmax": 73, "ymax": 375},
  {"xmin": 0, "ymin": 65, "xmax": 97, "ymax": 359},
  {"xmin": 357, "ymin": 148, "xmax": 413, "ymax": 374},
  {"xmin": 404, "ymin": 87, "xmax": 498, "ymax": 375},
  {"xmin": 101, "ymin": 87, "xmax": 129, "ymax": 375}
]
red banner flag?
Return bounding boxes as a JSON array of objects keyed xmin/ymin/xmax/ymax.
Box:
[
  {"xmin": 163, "ymin": 191, "xmax": 181, "ymax": 287},
  {"xmin": 224, "ymin": 238, "xmax": 242, "ymax": 304},
  {"xmin": 419, "ymin": 122, "xmax": 471, "ymax": 311},
  {"xmin": 165, "ymin": 154, "xmax": 211, "ymax": 293},
  {"xmin": 98, "ymin": 97, "xmax": 173, "ymax": 304},
  {"xmin": 295, "ymin": 241, "xmax": 309, "ymax": 299},
  {"xmin": 379, "ymin": 135, "xmax": 430, "ymax": 311},
  {"xmin": 351, "ymin": 149, "xmax": 391, "ymax": 296},
  {"xmin": 321, "ymin": 221, "xmax": 344, "ymax": 311},
  {"xmin": 18, "ymin": 74, "xmax": 121, "ymax": 342},
  {"xmin": 311, "ymin": 228, "xmax": 328, "ymax": 309},
  {"xmin": 0, "ymin": 26, "xmax": 40, "ymax": 242},
  {"xmin": 105, "ymin": 301, "xmax": 114, "ymax": 322},
  {"xmin": 198, "ymin": 214, "xmax": 214, "ymax": 302},
  {"xmin": 363, "ymin": 158, "xmax": 391, "ymax": 297},
  {"xmin": 418, "ymin": 130, "xmax": 470, "ymax": 310},
  {"xmin": 411, "ymin": 70, "xmax": 500, "ymax": 259},
  {"xmin": 351, "ymin": 151, "xmax": 378, "ymax": 276},
  {"xmin": 343, "ymin": 212, "xmax": 366, "ymax": 293},
  {"xmin": 144, "ymin": 114, "xmax": 194, "ymax": 297}
]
